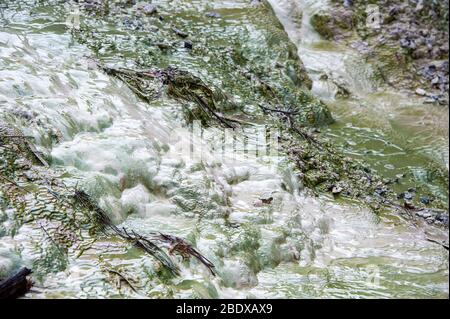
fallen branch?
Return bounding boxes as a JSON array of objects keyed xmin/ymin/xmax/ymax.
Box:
[
  {"xmin": 73, "ymin": 189, "xmax": 179, "ymax": 276},
  {"xmin": 258, "ymin": 103, "xmax": 299, "ymax": 116},
  {"xmin": 101, "ymin": 65, "xmax": 239, "ymax": 129},
  {"xmin": 425, "ymin": 237, "xmax": 449, "ymax": 251},
  {"xmin": 118, "ymin": 228, "xmax": 180, "ymax": 276},
  {"xmin": 0, "ymin": 267, "xmax": 33, "ymax": 299},
  {"xmin": 0, "ymin": 125, "xmax": 48, "ymax": 167},
  {"xmin": 104, "ymin": 268, "xmax": 139, "ymax": 294},
  {"xmin": 0, "ymin": 135, "xmax": 34, "ymax": 139}
]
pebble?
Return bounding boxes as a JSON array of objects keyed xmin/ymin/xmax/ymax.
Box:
[
  {"xmin": 436, "ymin": 213, "xmax": 449, "ymax": 225},
  {"xmin": 422, "ymin": 212, "xmax": 431, "ymax": 218},
  {"xmin": 431, "ymin": 76, "xmax": 440, "ymax": 85},
  {"xmin": 403, "ymin": 191, "xmax": 413, "ymax": 200},
  {"xmin": 332, "ymin": 186, "xmax": 343, "ymax": 194},
  {"xmin": 415, "ymin": 88, "xmax": 427, "ymax": 96},
  {"xmin": 156, "ymin": 42, "xmax": 171, "ymax": 50},
  {"xmin": 420, "ymin": 196, "xmax": 430, "ymax": 204},
  {"xmin": 400, "ymin": 38, "xmax": 416, "ymax": 50}
]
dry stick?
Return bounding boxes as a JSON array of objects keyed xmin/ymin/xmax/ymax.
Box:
[
  {"xmin": 0, "ymin": 126, "xmax": 47, "ymax": 166},
  {"xmin": 104, "ymin": 268, "xmax": 139, "ymax": 294},
  {"xmin": 192, "ymin": 93, "xmax": 235, "ymax": 128},
  {"xmin": 0, "ymin": 174, "xmax": 26, "ymax": 191},
  {"xmin": 38, "ymin": 222, "xmax": 67, "ymax": 258},
  {"xmin": 285, "ymin": 114, "xmax": 324, "ymax": 150},
  {"xmin": 169, "ymin": 82, "xmax": 235, "ymax": 129},
  {"xmin": 257, "ymin": 102, "xmax": 324, "ymax": 149},
  {"xmin": 24, "ymin": 140, "xmax": 49, "ymax": 167},
  {"xmin": 0, "ymin": 135, "xmax": 34, "ymax": 139}
]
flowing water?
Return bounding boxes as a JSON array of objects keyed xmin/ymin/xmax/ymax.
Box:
[{"xmin": 0, "ymin": 1, "xmax": 448, "ymax": 298}]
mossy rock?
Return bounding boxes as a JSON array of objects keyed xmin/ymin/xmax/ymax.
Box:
[{"xmin": 310, "ymin": 12, "xmax": 335, "ymax": 40}]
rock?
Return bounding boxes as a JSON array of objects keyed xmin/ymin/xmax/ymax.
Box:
[
  {"xmin": 156, "ymin": 42, "xmax": 171, "ymax": 50},
  {"xmin": 427, "ymin": 64, "xmax": 437, "ymax": 73},
  {"xmin": 431, "ymin": 47, "xmax": 442, "ymax": 59},
  {"xmin": 403, "ymin": 191, "xmax": 413, "ymax": 200},
  {"xmin": 205, "ymin": 12, "xmax": 221, "ymax": 18},
  {"xmin": 385, "ymin": 6, "xmax": 400, "ymax": 23},
  {"xmin": 142, "ymin": 4, "xmax": 157, "ymax": 15},
  {"xmin": 436, "ymin": 213, "xmax": 449, "ymax": 225},
  {"xmin": 419, "ymin": 29, "xmax": 429, "ymax": 37},
  {"xmin": 172, "ymin": 27, "xmax": 188, "ymax": 38},
  {"xmin": 310, "ymin": 12, "xmax": 335, "ymax": 40},
  {"xmin": 415, "ymin": 88, "xmax": 427, "ymax": 96},
  {"xmin": 431, "ymin": 76, "xmax": 440, "ymax": 85},
  {"xmin": 426, "ymin": 216, "xmax": 435, "ymax": 224},
  {"xmin": 440, "ymin": 43, "xmax": 449, "ymax": 54},
  {"xmin": 420, "ymin": 196, "xmax": 430, "ymax": 204},
  {"xmin": 426, "ymin": 37, "xmax": 435, "ymax": 50},
  {"xmin": 399, "ymin": 38, "xmax": 410, "ymax": 48},
  {"xmin": 404, "ymin": 200, "xmax": 415, "ymax": 209},
  {"xmin": 250, "ymin": 0, "xmax": 262, "ymax": 7},
  {"xmin": 343, "ymin": 0, "xmax": 353, "ymax": 7},
  {"xmin": 415, "ymin": 0, "xmax": 424, "ymax": 12},
  {"xmin": 412, "ymin": 47, "xmax": 428, "ymax": 60},
  {"xmin": 331, "ymin": 185, "xmax": 343, "ymax": 194},
  {"xmin": 424, "ymin": 96, "xmax": 439, "ymax": 104},
  {"xmin": 422, "ymin": 212, "xmax": 432, "ymax": 218}
]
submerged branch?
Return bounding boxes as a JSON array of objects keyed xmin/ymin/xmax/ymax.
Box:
[{"xmin": 72, "ymin": 189, "xmax": 215, "ymax": 277}]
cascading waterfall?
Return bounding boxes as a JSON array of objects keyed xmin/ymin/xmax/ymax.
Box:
[{"xmin": 0, "ymin": 0, "xmax": 448, "ymax": 298}]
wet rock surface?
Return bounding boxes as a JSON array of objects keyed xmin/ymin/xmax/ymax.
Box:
[{"xmin": 310, "ymin": 0, "xmax": 449, "ymax": 105}]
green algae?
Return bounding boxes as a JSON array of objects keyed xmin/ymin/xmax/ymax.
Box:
[
  {"xmin": 65, "ymin": 0, "xmax": 447, "ymax": 218},
  {"xmin": 0, "ymin": 0, "xmax": 448, "ymax": 298}
]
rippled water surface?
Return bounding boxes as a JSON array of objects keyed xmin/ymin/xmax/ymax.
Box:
[{"xmin": 0, "ymin": 1, "xmax": 448, "ymax": 298}]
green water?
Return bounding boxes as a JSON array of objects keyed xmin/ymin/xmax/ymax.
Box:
[
  {"xmin": 270, "ymin": 0, "xmax": 449, "ymax": 206},
  {"xmin": 0, "ymin": 0, "xmax": 448, "ymax": 299}
]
